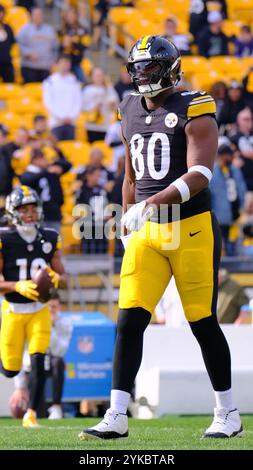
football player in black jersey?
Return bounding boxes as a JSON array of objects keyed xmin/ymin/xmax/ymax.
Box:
[
  {"xmin": 0, "ymin": 185, "xmax": 67, "ymax": 427},
  {"xmin": 79, "ymin": 36, "xmax": 242, "ymax": 440}
]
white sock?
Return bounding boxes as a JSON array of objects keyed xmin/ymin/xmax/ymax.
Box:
[
  {"xmin": 110, "ymin": 389, "xmax": 130, "ymax": 414},
  {"xmin": 214, "ymin": 388, "xmax": 235, "ymax": 411}
]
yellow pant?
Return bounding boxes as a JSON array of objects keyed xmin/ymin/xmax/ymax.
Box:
[
  {"xmin": 0, "ymin": 300, "xmax": 51, "ymax": 371},
  {"xmin": 119, "ymin": 211, "xmax": 221, "ymax": 322}
]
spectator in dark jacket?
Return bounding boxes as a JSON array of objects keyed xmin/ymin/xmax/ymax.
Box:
[
  {"xmin": 217, "ymin": 81, "xmax": 246, "ymax": 128},
  {"xmin": 114, "ymin": 66, "xmax": 135, "ymax": 101},
  {"xmin": 58, "ymin": 7, "xmax": 89, "ymax": 83},
  {"xmin": 234, "ymin": 25, "xmax": 253, "ymax": 58},
  {"xmin": 209, "ymin": 144, "xmax": 246, "ymax": 255},
  {"xmin": 230, "ymin": 107, "xmax": 253, "ymax": 191},
  {"xmin": 189, "ymin": 0, "xmax": 227, "ymax": 41},
  {"xmin": 19, "ymin": 149, "xmax": 71, "ymax": 231},
  {"xmin": 197, "ymin": 10, "xmax": 229, "ymax": 58},
  {"xmin": 0, "ymin": 4, "xmax": 15, "ymax": 82},
  {"xmin": 76, "ymin": 165, "xmax": 109, "ymax": 254}
]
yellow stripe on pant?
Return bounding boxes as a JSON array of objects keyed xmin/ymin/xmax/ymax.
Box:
[
  {"xmin": 0, "ymin": 299, "xmax": 51, "ymax": 371},
  {"xmin": 119, "ymin": 211, "xmax": 220, "ymax": 322}
]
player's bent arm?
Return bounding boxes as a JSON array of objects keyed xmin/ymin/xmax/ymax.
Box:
[
  {"xmin": 146, "ymin": 115, "xmax": 218, "ymax": 207},
  {"xmin": 49, "ymin": 250, "xmax": 68, "ymax": 289}
]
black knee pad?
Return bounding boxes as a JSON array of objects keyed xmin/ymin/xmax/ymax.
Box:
[
  {"xmin": 0, "ymin": 363, "xmax": 20, "ymax": 378},
  {"xmin": 117, "ymin": 308, "xmax": 151, "ymax": 337}
]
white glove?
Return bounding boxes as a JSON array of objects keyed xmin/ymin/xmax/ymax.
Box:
[
  {"xmin": 121, "ymin": 201, "xmax": 154, "ymax": 231},
  {"xmin": 120, "ymin": 233, "xmax": 132, "ymax": 249}
]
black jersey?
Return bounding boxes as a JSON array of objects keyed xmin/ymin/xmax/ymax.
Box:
[
  {"xmin": 0, "ymin": 227, "xmax": 61, "ymax": 304},
  {"xmin": 119, "ymin": 90, "xmax": 216, "ymax": 221}
]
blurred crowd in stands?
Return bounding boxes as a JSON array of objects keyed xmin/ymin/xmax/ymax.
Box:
[{"xmin": 0, "ymin": 0, "xmax": 253, "ymax": 258}]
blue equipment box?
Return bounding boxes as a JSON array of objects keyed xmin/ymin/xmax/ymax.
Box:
[{"xmin": 61, "ymin": 312, "xmax": 115, "ymax": 400}]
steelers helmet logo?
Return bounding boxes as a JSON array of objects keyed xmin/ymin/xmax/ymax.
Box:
[
  {"xmin": 165, "ymin": 113, "xmax": 178, "ymax": 128},
  {"xmin": 42, "ymin": 242, "xmax": 52, "ymax": 254}
]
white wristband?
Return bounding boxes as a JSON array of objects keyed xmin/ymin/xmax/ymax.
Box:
[
  {"xmin": 171, "ymin": 178, "xmax": 190, "ymax": 202},
  {"xmin": 188, "ymin": 165, "xmax": 213, "ymax": 182}
]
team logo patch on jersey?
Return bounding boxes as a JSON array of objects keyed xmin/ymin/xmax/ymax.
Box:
[
  {"xmin": 165, "ymin": 113, "xmax": 178, "ymax": 128},
  {"xmin": 42, "ymin": 242, "xmax": 52, "ymax": 254}
]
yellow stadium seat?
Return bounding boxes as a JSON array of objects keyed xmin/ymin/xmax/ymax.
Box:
[
  {"xmin": 6, "ymin": 97, "xmax": 45, "ymax": 114},
  {"xmin": 10, "ymin": 43, "xmax": 20, "ymax": 59},
  {"xmin": 227, "ymin": 0, "xmax": 253, "ymax": 21},
  {"xmin": 109, "ymin": 7, "xmax": 141, "ymax": 26},
  {"xmin": 61, "ymin": 224, "xmax": 81, "ymax": 254},
  {"xmin": 23, "ymin": 83, "xmax": 43, "ymax": 101},
  {"xmin": 0, "ymin": 111, "xmax": 23, "ymax": 130},
  {"xmin": 5, "ymin": 7, "xmax": 30, "ymax": 34},
  {"xmin": 11, "ymin": 146, "xmax": 30, "ymax": 175},
  {"xmin": 144, "ymin": 6, "xmax": 168, "ymax": 24},
  {"xmin": 246, "ymin": 71, "xmax": 253, "ymax": 93},
  {"xmin": 124, "ymin": 19, "xmax": 159, "ymax": 41},
  {"xmin": 81, "ymin": 57, "xmax": 93, "ymax": 77},
  {"xmin": 241, "ymin": 57, "xmax": 253, "ymax": 75},
  {"xmin": 181, "ymin": 56, "xmax": 210, "ymax": 80},
  {"xmin": 162, "ymin": 0, "xmax": 190, "ymax": 22},
  {"xmin": 136, "ymin": 0, "xmax": 157, "ymax": 9},
  {"xmin": 61, "ymin": 171, "xmax": 76, "ymax": 186},
  {"xmin": 61, "ymin": 172, "xmax": 76, "ymax": 197},
  {"xmin": 0, "ymin": 83, "xmax": 23, "ymax": 100},
  {"xmin": 108, "ymin": 7, "xmax": 142, "ymax": 49},
  {"xmin": 208, "ymin": 56, "xmax": 242, "ymax": 82},
  {"xmin": 0, "ymin": 0, "xmax": 13, "ymax": 9},
  {"xmin": 222, "ymin": 20, "xmax": 242, "ymax": 37},
  {"xmin": 76, "ymin": 113, "xmax": 88, "ymax": 142},
  {"xmin": 90, "ymin": 140, "xmax": 113, "ymax": 167},
  {"xmin": 58, "ymin": 141, "xmax": 90, "ymax": 167},
  {"xmin": 192, "ymin": 70, "xmax": 223, "ymax": 92}
]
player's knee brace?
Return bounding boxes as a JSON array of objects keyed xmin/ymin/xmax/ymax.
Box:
[
  {"xmin": 0, "ymin": 362, "xmax": 20, "ymax": 378},
  {"xmin": 117, "ymin": 308, "xmax": 151, "ymax": 338}
]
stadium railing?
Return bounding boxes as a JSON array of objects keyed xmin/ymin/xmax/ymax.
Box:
[{"xmin": 61, "ymin": 253, "xmax": 114, "ymax": 317}]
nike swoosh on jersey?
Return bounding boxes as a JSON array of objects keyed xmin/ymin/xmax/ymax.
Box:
[{"xmin": 189, "ymin": 231, "xmax": 202, "ymax": 237}]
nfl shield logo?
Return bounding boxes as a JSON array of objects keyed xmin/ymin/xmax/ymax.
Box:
[{"xmin": 78, "ymin": 336, "xmax": 94, "ymax": 354}]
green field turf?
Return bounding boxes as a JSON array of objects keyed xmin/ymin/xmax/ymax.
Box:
[{"xmin": 0, "ymin": 416, "xmax": 252, "ymax": 450}]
